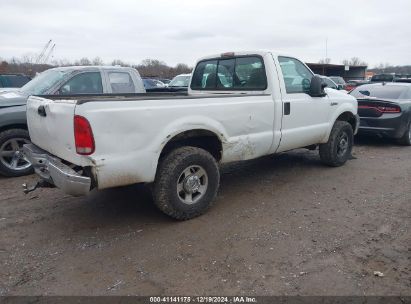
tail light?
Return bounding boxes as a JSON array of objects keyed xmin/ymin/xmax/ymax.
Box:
[
  {"xmin": 377, "ymin": 105, "xmax": 401, "ymax": 113},
  {"xmin": 358, "ymin": 105, "xmax": 401, "ymax": 113},
  {"xmin": 74, "ymin": 115, "xmax": 95, "ymax": 155}
]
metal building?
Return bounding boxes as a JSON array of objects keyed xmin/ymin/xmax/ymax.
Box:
[{"xmin": 306, "ymin": 63, "xmax": 367, "ymax": 81}]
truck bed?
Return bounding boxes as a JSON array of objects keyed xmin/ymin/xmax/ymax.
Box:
[{"xmin": 35, "ymin": 92, "xmax": 268, "ymax": 104}]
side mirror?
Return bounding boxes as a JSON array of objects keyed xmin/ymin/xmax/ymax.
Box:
[{"xmin": 309, "ymin": 75, "xmax": 327, "ymax": 97}]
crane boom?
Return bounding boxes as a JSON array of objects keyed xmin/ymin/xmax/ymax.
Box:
[
  {"xmin": 35, "ymin": 39, "xmax": 52, "ymax": 64},
  {"xmin": 43, "ymin": 44, "xmax": 56, "ymax": 64}
]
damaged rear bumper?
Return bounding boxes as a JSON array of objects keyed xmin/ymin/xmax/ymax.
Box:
[{"xmin": 23, "ymin": 144, "xmax": 91, "ymax": 196}]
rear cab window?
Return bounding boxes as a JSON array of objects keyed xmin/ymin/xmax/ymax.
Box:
[
  {"xmin": 191, "ymin": 55, "xmax": 267, "ymax": 91},
  {"xmin": 108, "ymin": 72, "xmax": 135, "ymax": 93}
]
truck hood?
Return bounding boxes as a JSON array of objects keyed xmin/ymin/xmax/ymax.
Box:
[
  {"xmin": 0, "ymin": 90, "xmax": 28, "ymax": 107},
  {"xmin": 326, "ymin": 87, "xmax": 356, "ymax": 101}
]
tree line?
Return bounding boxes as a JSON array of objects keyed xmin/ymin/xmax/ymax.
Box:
[
  {"xmin": 2, "ymin": 55, "xmax": 410, "ymax": 78},
  {"xmin": 318, "ymin": 57, "xmax": 411, "ymax": 75},
  {"xmin": 0, "ymin": 56, "xmax": 192, "ymax": 79}
]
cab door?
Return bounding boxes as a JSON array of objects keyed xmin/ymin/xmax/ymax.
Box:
[{"xmin": 275, "ymin": 56, "xmax": 331, "ymax": 152}]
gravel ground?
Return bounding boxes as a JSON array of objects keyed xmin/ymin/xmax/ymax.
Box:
[{"xmin": 0, "ymin": 136, "xmax": 410, "ymax": 296}]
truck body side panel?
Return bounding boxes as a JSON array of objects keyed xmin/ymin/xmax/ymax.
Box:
[{"xmin": 75, "ymin": 95, "xmax": 275, "ymax": 188}]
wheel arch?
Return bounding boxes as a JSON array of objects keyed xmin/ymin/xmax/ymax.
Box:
[
  {"xmin": 0, "ymin": 124, "xmax": 28, "ymax": 133},
  {"xmin": 159, "ymin": 129, "xmax": 223, "ymax": 161},
  {"xmin": 322, "ymin": 109, "xmax": 358, "ymax": 143},
  {"xmin": 336, "ymin": 111, "xmax": 357, "ymax": 132}
]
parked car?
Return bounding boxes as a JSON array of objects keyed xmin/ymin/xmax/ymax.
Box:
[
  {"xmin": 395, "ymin": 77, "xmax": 411, "ymax": 83},
  {"xmin": 329, "ymin": 76, "xmax": 346, "ymax": 90},
  {"xmin": 0, "ymin": 73, "xmax": 31, "ymax": 90},
  {"xmin": 159, "ymin": 78, "xmax": 171, "ymax": 85},
  {"xmin": 142, "ymin": 78, "xmax": 165, "ymax": 89},
  {"xmin": 169, "ymin": 74, "xmax": 191, "ymax": 88},
  {"xmin": 370, "ymin": 73, "xmax": 396, "ymax": 83},
  {"xmin": 23, "ymin": 51, "xmax": 358, "ymax": 220},
  {"xmin": 0, "ymin": 66, "xmax": 145, "ymax": 177},
  {"xmin": 320, "ymin": 76, "xmax": 347, "ymax": 92},
  {"xmin": 345, "ymin": 80, "xmax": 369, "ymax": 92},
  {"xmin": 371, "ymin": 73, "xmax": 411, "ymax": 83},
  {"xmin": 350, "ymin": 83, "xmax": 411, "ymax": 145}
]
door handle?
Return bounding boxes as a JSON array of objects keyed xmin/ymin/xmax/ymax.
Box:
[
  {"xmin": 330, "ymin": 102, "xmax": 339, "ymax": 106},
  {"xmin": 38, "ymin": 105, "xmax": 47, "ymax": 117},
  {"xmin": 284, "ymin": 102, "xmax": 291, "ymax": 115}
]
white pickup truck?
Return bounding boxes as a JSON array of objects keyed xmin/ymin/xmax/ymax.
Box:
[{"xmin": 23, "ymin": 51, "xmax": 359, "ymax": 220}]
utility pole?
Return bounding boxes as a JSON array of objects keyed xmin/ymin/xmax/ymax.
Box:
[{"xmin": 325, "ymin": 38, "xmax": 328, "ymax": 61}]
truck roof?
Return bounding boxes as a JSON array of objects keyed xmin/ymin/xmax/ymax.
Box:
[
  {"xmin": 195, "ymin": 50, "xmax": 281, "ymax": 62},
  {"xmin": 46, "ymin": 66, "xmax": 136, "ymax": 72}
]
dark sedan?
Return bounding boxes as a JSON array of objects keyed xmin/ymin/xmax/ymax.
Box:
[
  {"xmin": 0, "ymin": 73, "xmax": 31, "ymax": 89},
  {"xmin": 350, "ymin": 83, "xmax": 411, "ymax": 145},
  {"xmin": 345, "ymin": 80, "xmax": 369, "ymax": 92}
]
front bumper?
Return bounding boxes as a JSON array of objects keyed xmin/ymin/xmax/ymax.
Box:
[
  {"xmin": 358, "ymin": 113, "xmax": 407, "ymax": 139},
  {"xmin": 23, "ymin": 144, "xmax": 91, "ymax": 196},
  {"xmin": 354, "ymin": 114, "xmax": 360, "ymax": 135}
]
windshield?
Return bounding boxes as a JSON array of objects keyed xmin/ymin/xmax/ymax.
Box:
[
  {"xmin": 350, "ymin": 85, "xmax": 410, "ymax": 100},
  {"xmin": 20, "ymin": 69, "xmax": 71, "ymax": 95},
  {"xmin": 169, "ymin": 75, "xmax": 190, "ymax": 87}
]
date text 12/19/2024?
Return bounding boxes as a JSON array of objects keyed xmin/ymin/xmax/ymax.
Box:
[{"xmin": 149, "ymin": 296, "xmax": 257, "ymax": 303}]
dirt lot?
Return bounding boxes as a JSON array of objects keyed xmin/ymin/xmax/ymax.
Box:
[{"xmin": 0, "ymin": 136, "xmax": 410, "ymax": 296}]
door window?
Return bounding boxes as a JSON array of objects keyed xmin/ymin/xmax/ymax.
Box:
[
  {"xmin": 278, "ymin": 57, "xmax": 313, "ymax": 94},
  {"xmin": 60, "ymin": 72, "xmax": 103, "ymax": 95},
  {"xmin": 108, "ymin": 72, "xmax": 135, "ymax": 93}
]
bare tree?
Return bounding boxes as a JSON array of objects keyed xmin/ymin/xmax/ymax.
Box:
[
  {"xmin": 135, "ymin": 59, "xmax": 192, "ymax": 78},
  {"xmin": 92, "ymin": 57, "xmax": 104, "ymax": 66},
  {"xmin": 0, "ymin": 55, "xmax": 193, "ymax": 78},
  {"xmin": 111, "ymin": 59, "xmax": 129, "ymax": 67},
  {"xmin": 342, "ymin": 57, "xmax": 367, "ymax": 66},
  {"xmin": 78, "ymin": 57, "xmax": 91, "ymax": 66}
]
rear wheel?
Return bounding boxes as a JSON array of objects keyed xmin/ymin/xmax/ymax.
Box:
[
  {"xmin": 0, "ymin": 129, "xmax": 33, "ymax": 177},
  {"xmin": 319, "ymin": 121, "xmax": 353, "ymax": 167},
  {"xmin": 398, "ymin": 122, "xmax": 411, "ymax": 146},
  {"xmin": 153, "ymin": 146, "xmax": 220, "ymax": 220}
]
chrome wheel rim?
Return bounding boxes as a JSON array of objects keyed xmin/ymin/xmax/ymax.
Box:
[
  {"xmin": 177, "ymin": 165, "xmax": 208, "ymax": 205},
  {"xmin": 337, "ymin": 132, "xmax": 349, "ymax": 158},
  {"xmin": 0, "ymin": 138, "xmax": 31, "ymax": 171}
]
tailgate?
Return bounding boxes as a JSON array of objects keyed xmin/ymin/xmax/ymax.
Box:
[{"xmin": 26, "ymin": 96, "xmax": 90, "ymax": 166}]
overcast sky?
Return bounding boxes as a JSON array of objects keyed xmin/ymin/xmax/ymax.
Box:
[{"xmin": 1, "ymin": 0, "xmax": 410, "ymax": 67}]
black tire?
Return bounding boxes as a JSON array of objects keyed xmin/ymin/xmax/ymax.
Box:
[
  {"xmin": 153, "ymin": 146, "xmax": 220, "ymax": 220},
  {"xmin": 0, "ymin": 129, "xmax": 33, "ymax": 177},
  {"xmin": 319, "ymin": 121, "xmax": 353, "ymax": 167},
  {"xmin": 398, "ymin": 122, "xmax": 411, "ymax": 146}
]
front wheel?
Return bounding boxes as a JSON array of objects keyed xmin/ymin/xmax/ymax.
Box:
[
  {"xmin": 153, "ymin": 146, "xmax": 220, "ymax": 220},
  {"xmin": 319, "ymin": 121, "xmax": 353, "ymax": 167}
]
